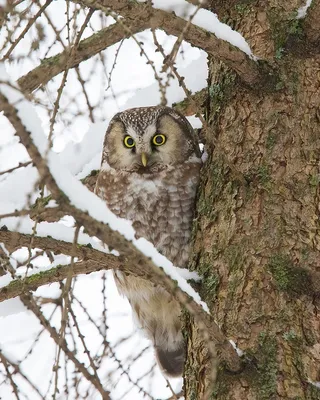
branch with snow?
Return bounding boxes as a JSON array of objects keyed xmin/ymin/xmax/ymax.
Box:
[
  {"xmin": 0, "ymin": 227, "xmax": 201, "ymax": 301},
  {"xmin": 0, "ymin": 228, "xmax": 117, "ymax": 300},
  {"xmin": 297, "ymin": 0, "xmax": 313, "ymax": 19},
  {"xmin": 0, "ymin": 69, "xmax": 242, "ymax": 372},
  {"xmin": 13, "ymin": 0, "xmax": 266, "ymax": 97},
  {"xmin": 68, "ymin": 0, "xmax": 267, "ymax": 87}
]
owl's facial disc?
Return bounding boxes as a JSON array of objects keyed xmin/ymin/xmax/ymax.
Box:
[{"xmin": 105, "ymin": 112, "xmax": 197, "ymax": 173}]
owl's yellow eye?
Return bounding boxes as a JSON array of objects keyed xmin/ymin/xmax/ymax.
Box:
[
  {"xmin": 152, "ymin": 134, "xmax": 166, "ymax": 146},
  {"xmin": 124, "ymin": 135, "xmax": 135, "ymax": 148}
]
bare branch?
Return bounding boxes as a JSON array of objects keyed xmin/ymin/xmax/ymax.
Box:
[
  {"xmin": 0, "ymin": 351, "xmax": 45, "ymax": 399},
  {"xmin": 0, "ymin": 259, "xmax": 108, "ymax": 302},
  {"xmin": 18, "ymin": 19, "xmax": 148, "ymax": 93},
  {"xmin": 0, "ymin": 230, "xmax": 106, "ymax": 260},
  {"xmin": 16, "ymin": 0, "xmax": 270, "ymax": 95},
  {"xmin": 3, "ymin": 0, "xmax": 52, "ymax": 61},
  {"xmin": 0, "ymin": 161, "xmax": 32, "ymax": 176},
  {"xmin": 172, "ymin": 88, "xmax": 207, "ymax": 116},
  {"xmin": 20, "ymin": 292, "xmax": 111, "ymax": 399},
  {"xmin": 0, "ymin": 352, "xmax": 20, "ymax": 400},
  {"xmin": 0, "ymin": 230, "xmax": 120, "ymax": 302},
  {"xmin": 47, "ymin": 9, "xmax": 94, "ymax": 146}
]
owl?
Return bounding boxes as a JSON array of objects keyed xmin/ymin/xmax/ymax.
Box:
[{"xmin": 95, "ymin": 106, "xmax": 201, "ymax": 377}]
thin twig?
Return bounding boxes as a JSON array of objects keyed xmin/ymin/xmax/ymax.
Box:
[
  {"xmin": 20, "ymin": 293, "xmax": 111, "ymax": 399},
  {"xmin": 3, "ymin": 0, "xmax": 52, "ymax": 60},
  {"xmin": 0, "ymin": 351, "xmax": 20, "ymax": 400},
  {"xmin": 47, "ymin": 8, "xmax": 94, "ymax": 148},
  {"xmin": 0, "ymin": 161, "xmax": 32, "ymax": 176}
]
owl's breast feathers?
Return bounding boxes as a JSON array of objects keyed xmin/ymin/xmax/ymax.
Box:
[
  {"xmin": 95, "ymin": 156, "xmax": 201, "ymax": 267},
  {"xmin": 95, "ymin": 155, "xmax": 201, "ymax": 377}
]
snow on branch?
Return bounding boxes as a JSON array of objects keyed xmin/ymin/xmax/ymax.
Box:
[
  {"xmin": 0, "ymin": 228, "xmax": 199, "ymax": 302},
  {"xmin": 14, "ymin": 0, "xmax": 265, "ymax": 97},
  {"xmin": 71, "ymin": 0, "xmax": 265, "ymax": 87},
  {"xmin": 297, "ymin": 0, "xmax": 313, "ymax": 19},
  {"xmin": 0, "ymin": 229, "xmax": 116, "ymax": 301},
  {"xmin": 141, "ymin": 0, "xmax": 254, "ymax": 56},
  {"xmin": 0, "ymin": 65, "xmax": 242, "ymax": 372}
]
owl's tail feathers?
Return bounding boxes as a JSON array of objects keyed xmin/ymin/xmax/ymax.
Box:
[{"xmin": 155, "ymin": 345, "xmax": 185, "ymax": 377}]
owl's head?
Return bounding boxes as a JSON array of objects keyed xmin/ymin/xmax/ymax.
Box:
[{"xmin": 102, "ymin": 106, "xmax": 201, "ymax": 173}]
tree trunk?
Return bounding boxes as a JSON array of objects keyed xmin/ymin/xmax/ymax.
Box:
[{"xmin": 185, "ymin": 1, "xmax": 320, "ymax": 399}]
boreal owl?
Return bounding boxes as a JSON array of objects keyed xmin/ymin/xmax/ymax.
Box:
[{"xmin": 95, "ymin": 106, "xmax": 201, "ymax": 377}]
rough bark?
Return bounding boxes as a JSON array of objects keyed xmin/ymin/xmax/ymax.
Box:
[{"xmin": 185, "ymin": 1, "xmax": 320, "ymax": 399}]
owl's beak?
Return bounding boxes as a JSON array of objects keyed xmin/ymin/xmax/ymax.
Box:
[{"xmin": 141, "ymin": 152, "xmax": 148, "ymax": 167}]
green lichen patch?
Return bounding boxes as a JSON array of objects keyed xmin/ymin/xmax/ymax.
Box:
[
  {"xmin": 196, "ymin": 260, "xmax": 220, "ymax": 304},
  {"xmin": 256, "ymin": 164, "xmax": 271, "ymax": 186},
  {"xmin": 203, "ymin": 271, "xmax": 220, "ymax": 301},
  {"xmin": 275, "ymin": 47, "xmax": 284, "ymax": 60},
  {"xmin": 3, "ymin": 266, "xmax": 64, "ymax": 295},
  {"xmin": 40, "ymin": 53, "xmax": 61, "ymax": 67},
  {"xmin": 224, "ymin": 243, "xmax": 246, "ymax": 272},
  {"xmin": 245, "ymin": 163, "xmax": 272, "ymax": 188},
  {"xmin": 256, "ymin": 332, "xmax": 278, "ymax": 400},
  {"xmin": 309, "ymin": 174, "xmax": 320, "ymax": 187},
  {"xmin": 234, "ymin": 3, "xmax": 253, "ymax": 16},
  {"xmin": 267, "ymin": 254, "xmax": 311, "ymax": 296},
  {"xmin": 196, "ymin": 190, "xmax": 215, "ymax": 219},
  {"xmin": 282, "ymin": 329, "xmax": 298, "ymax": 342},
  {"xmin": 208, "ymin": 71, "xmax": 237, "ymax": 121},
  {"xmin": 196, "ymin": 156, "xmax": 230, "ymax": 218},
  {"xmin": 287, "ymin": 18, "xmax": 303, "ymax": 37},
  {"xmin": 266, "ymin": 131, "xmax": 277, "ymax": 150},
  {"xmin": 305, "ymin": 382, "xmax": 320, "ymax": 399},
  {"xmin": 267, "ymin": 9, "xmax": 303, "ymax": 55},
  {"xmin": 31, "ymin": 194, "xmax": 52, "ymax": 209}
]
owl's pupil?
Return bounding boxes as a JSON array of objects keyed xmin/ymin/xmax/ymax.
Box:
[
  {"xmin": 127, "ymin": 138, "xmax": 133, "ymax": 146},
  {"xmin": 155, "ymin": 136, "xmax": 163, "ymax": 144}
]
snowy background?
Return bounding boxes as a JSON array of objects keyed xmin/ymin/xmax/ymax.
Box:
[
  {"xmin": 0, "ymin": 1, "xmax": 212, "ymax": 397},
  {"xmin": 2, "ymin": 0, "xmax": 314, "ymax": 398}
]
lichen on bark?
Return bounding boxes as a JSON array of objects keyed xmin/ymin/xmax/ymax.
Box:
[{"xmin": 184, "ymin": 1, "xmax": 320, "ymax": 398}]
